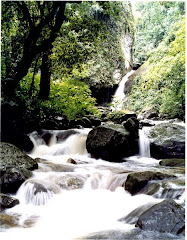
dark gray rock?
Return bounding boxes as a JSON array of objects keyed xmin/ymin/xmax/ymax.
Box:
[
  {"xmin": 119, "ymin": 203, "xmax": 155, "ymax": 224},
  {"xmin": 124, "ymin": 171, "xmax": 175, "ymax": 195},
  {"xmin": 40, "ymin": 131, "xmax": 53, "ymax": 145},
  {"xmin": 136, "ymin": 199, "xmax": 185, "ymax": 235},
  {"xmin": 118, "ymin": 113, "xmax": 137, "ymax": 124},
  {"xmin": 139, "ymin": 119, "xmax": 155, "ymax": 128},
  {"xmin": 0, "ymin": 142, "xmax": 38, "ymax": 193},
  {"xmin": 88, "ymin": 117, "xmax": 101, "ymax": 127},
  {"xmin": 1, "ymin": 167, "xmax": 32, "ymax": 193},
  {"xmin": 86, "ymin": 123, "xmax": 138, "ymax": 161},
  {"xmin": 0, "ymin": 194, "xmax": 20, "ymax": 211},
  {"xmin": 122, "ymin": 117, "xmax": 139, "ymax": 138},
  {"xmin": 159, "ymin": 158, "xmax": 185, "ymax": 167},
  {"xmin": 148, "ymin": 123, "xmax": 185, "ymax": 159},
  {"xmin": 56, "ymin": 129, "xmax": 79, "ymax": 143}
]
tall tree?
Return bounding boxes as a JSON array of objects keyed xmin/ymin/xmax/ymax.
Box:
[{"xmin": 1, "ymin": 1, "xmax": 70, "ymax": 96}]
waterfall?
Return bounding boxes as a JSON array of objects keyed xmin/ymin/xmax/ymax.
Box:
[
  {"xmin": 139, "ymin": 127, "xmax": 151, "ymax": 158},
  {"xmin": 111, "ymin": 70, "xmax": 135, "ymax": 111}
]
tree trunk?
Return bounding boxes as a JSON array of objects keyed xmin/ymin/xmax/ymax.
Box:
[{"xmin": 38, "ymin": 51, "xmax": 51, "ymax": 100}]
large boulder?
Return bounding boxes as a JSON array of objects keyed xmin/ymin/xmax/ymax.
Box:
[
  {"xmin": 0, "ymin": 142, "xmax": 38, "ymax": 193},
  {"xmin": 86, "ymin": 123, "xmax": 138, "ymax": 161},
  {"xmin": 148, "ymin": 123, "xmax": 185, "ymax": 159},
  {"xmin": 124, "ymin": 171, "xmax": 176, "ymax": 195},
  {"xmin": 135, "ymin": 199, "xmax": 185, "ymax": 235}
]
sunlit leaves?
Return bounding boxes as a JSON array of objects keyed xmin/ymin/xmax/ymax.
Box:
[
  {"xmin": 134, "ymin": 1, "xmax": 185, "ymax": 63},
  {"xmin": 129, "ymin": 18, "xmax": 185, "ymax": 119}
]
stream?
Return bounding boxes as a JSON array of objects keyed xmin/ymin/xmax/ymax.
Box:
[{"xmin": 0, "ymin": 124, "xmax": 185, "ymax": 240}]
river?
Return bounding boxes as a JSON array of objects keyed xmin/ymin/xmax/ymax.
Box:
[{"xmin": 0, "ymin": 125, "xmax": 185, "ymax": 240}]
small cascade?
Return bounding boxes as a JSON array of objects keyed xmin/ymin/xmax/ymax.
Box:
[
  {"xmin": 29, "ymin": 128, "xmax": 90, "ymax": 157},
  {"xmin": 17, "ymin": 179, "xmax": 61, "ymax": 206},
  {"xmin": 139, "ymin": 127, "xmax": 151, "ymax": 158},
  {"xmin": 111, "ymin": 70, "xmax": 135, "ymax": 111}
]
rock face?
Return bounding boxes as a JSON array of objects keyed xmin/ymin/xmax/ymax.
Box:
[
  {"xmin": 86, "ymin": 122, "xmax": 139, "ymax": 161},
  {"xmin": 0, "ymin": 142, "xmax": 38, "ymax": 193},
  {"xmin": 136, "ymin": 199, "xmax": 185, "ymax": 235},
  {"xmin": 0, "ymin": 194, "xmax": 20, "ymax": 211},
  {"xmin": 148, "ymin": 123, "xmax": 185, "ymax": 159},
  {"xmin": 124, "ymin": 171, "xmax": 175, "ymax": 195}
]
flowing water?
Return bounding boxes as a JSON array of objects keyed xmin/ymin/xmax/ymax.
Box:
[
  {"xmin": 139, "ymin": 127, "xmax": 151, "ymax": 158},
  {"xmin": 111, "ymin": 70, "xmax": 135, "ymax": 111},
  {"xmin": 0, "ymin": 125, "xmax": 185, "ymax": 240}
]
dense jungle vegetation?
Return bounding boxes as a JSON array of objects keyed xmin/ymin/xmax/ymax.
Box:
[
  {"xmin": 129, "ymin": 1, "xmax": 185, "ymax": 119},
  {"xmin": 1, "ymin": 1, "xmax": 185, "ymax": 121}
]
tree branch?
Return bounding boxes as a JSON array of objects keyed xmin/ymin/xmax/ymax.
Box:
[{"xmin": 16, "ymin": 1, "xmax": 34, "ymax": 30}]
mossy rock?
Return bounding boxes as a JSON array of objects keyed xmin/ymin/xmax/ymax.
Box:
[
  {"xmin": 125, "ymin": 171, "xmax": 176, "ymax": 195},
  {"xmin": 159, "ymin": 158, "xmax": 185, "ymax": 167},
  {"xmin": 86, "ymin": 123, "xmax": 138, "ymax": 161},
  {"xmin": 148, "ymin": 123, "xmax": 185, "ymax": 159},
  {"xmin": 0, "ymin": 142, "xmax": 38, "ymax": 193}
]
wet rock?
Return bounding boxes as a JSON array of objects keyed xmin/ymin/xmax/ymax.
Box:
[
  {"xmin": 159, "ymin": 158, "xmax": 185, "ymax": 167},
  {"xmin": 56, "ymin": 129, "xmax": 79, "ymax": 142},
  {"xmin": 139, "ymin": 119, "xmax": 155, "ymax": 128},
  {"xmin": 109, "ymin": 113, "xmax": 137, "ymax": 124},
  {"xmin": 117, "ymin": 113, "xmax": 137, "ymax": 124},
  {"xmin": 58, "ymin": 175, "xmax": 85, "ymax": 190},
  {"xmin": 122, "ymin": 117, "xmax": 139, "ymax": 138},
  {"xmin": 138, "ymin": 182, "xmax": 160, "ymax": 196},
  {"xmin": 40, "ymin": 131, "xmax": 53, "ymax": 145},
  {"xmin": 86, "ymin": 123, "xmax": 138, "ymax": 161},
  {"xmin": 88, "ymin": 117, "xmax": 101, "ymax": 127},
  {"xmin": 67, "ymin": 158, "xmax": 77, "ymax": 164},
  {"xmin": 27, "ymin": 179, "xmax": 60, "ymax": 195},
  {"xmin": 0, "ymin": 142, "xmax": 38, "ymax": 193},
  {"xmin": 1, "ymin": 167, "xmax": 32, "ymax": 193},
  {"xmin": 0, "ymin": 194, "xmax": 20, "ymax": 211},
  {"xmin": 135, "ymin": 199, "xmax": 185, "ymax": 235},
  {"xmin": 38, "ymin": 160, "xmax": 75, "ymax": 172},
  {"xmin": 148, "ymin": 123, "xmax": 185, "ymax": 159},
  {"xmin": 119, "ymin": 203, "xmax": 155, "ymax": 224},
  {"xmin": 124, "ymin": 171, "xmax": 176, "ymax": 195}
]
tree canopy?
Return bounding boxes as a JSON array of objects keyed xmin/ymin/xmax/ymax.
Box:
[
  {"xmin": 133, "ymin": 1, "xmax": 185, "ymax": 63},
  {"xmin": 1, "ymin": 1, "xmax": 133, "ymax": 120},
  {"xmin": 129, "ymin": 17, "xmax": 185, "ymax": 119}
]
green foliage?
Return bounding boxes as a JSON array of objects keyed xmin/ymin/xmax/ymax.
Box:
[
  {"xmin": 133, "ymin": 1, "xmax": 185, "ymax": 63},
  {"xmin": 129, "ymin": 18, "xmax": 185, "ymax": 119},
  {"xmin": 2, "ymin": 1, "xmax": 134, "ymax": 121},
  {"xmin": 51, "ymin": 1, "xmax": 134, "ymax": 88},
  {"xmin": 17, "ymin": 72, "xmax": 99, "ymax": 120}
]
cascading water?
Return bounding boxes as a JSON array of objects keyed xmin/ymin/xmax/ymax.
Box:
[
  {"xmin": 111, "ymin": 70, "xmax": 135, "ymax": 111},
  {"xmin": 139, "ymin": 127, "xmax": 151, "ymax": 158},
  {"xmin": 1, "ymin": 127, "xmax": 185, "ymax": 240}
]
